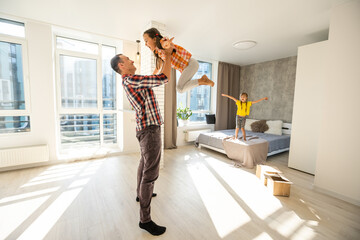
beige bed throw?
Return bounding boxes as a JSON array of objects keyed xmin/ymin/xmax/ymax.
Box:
[{"xmin": 222, "ymin": 136, "xmax": 269, "ymax": 168}]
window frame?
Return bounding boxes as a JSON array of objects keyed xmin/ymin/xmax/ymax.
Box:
[
  {"xmin": 177, "ymin": 60, "xmax": 214, "ymax": 123},
  {"xmin": 0, "ymin": 19, "xmax": 31, "ymax": 135},
  {"xmin": 54, "ymin": 34, "xmax": 121, "ymax": 148}
]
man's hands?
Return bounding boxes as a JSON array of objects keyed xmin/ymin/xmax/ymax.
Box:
[{"xmin": 160, "ymin": 37, "xmax": 175, "ymax": 50}]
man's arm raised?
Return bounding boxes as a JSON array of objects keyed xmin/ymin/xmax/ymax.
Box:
[{"xmin": 160, "ymin": 47, "xmax": 173, "ymax": 81}]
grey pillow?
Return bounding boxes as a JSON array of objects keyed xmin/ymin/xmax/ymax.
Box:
[{"xmin": 251, "ymin": 120, "xmax": 269, "ymax": 133}]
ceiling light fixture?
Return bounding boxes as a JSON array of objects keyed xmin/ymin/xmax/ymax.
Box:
[
  {"xmin": 233, "ymin": 40, "xmax": 257, "ymax": 50},
  {"xmin": 136, "ymin": 39, "xmax": 140, "ymax": 61}
]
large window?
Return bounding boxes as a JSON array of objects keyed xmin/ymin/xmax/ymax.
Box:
[
  {"xmin": 0, "ymin": 18, "xmax": 30, "ymax": 134},
  {"xmin": 56, "ymin": 36, "xmax": 118, "ymax": 147},
  {"xmin": 177, "ymin": 61, "xmax": 212, "ymax": 122},
  {"xmin": 59, "ymin": 55, "xmax": 97, "ymax": 108}
]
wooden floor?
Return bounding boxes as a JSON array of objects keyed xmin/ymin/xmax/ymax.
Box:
[{"xmin": 0, "ymin": 145, "xmax": 359, "ymax": 240}]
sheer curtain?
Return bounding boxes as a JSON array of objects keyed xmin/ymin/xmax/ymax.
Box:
[
  {"xmin": 215, "ymin": 62, "xmax": 241, "ymax": 130},
  {"xmin": 164, "ymin": 69, "xmax": 177, "ymax": 149}
]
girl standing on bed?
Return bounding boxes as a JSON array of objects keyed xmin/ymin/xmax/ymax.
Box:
[
  {"xmin": 222, "ymin": 93, "xmax": 268, "ymax": 141},
  {"xmin": 143, "ymin": 28, "xmax": 214, "ymax": 93}
]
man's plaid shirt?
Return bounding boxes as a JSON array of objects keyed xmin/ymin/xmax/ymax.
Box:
[{"xmin": 122, "ymin": 73, "xmax": 168, "ymax": 131}]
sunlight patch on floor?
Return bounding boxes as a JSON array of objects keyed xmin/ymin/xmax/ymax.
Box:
[
  {"xmin": 41, "ymin": 162, "xmax": 87, "ymax": 172},
  {"xmin": 205, "ymin": 156, "xmax": 317, "ymax": 240},
  {"xmin": 0, "ymin": 187, "xmax": 59, "ymax": 204},
  {"xmin": 253, "ymin": 232, "xmax": 274, "ymax": 240},
  {"xmin": 79, "ymin": 164, "xmax": 104, "ymax": 176},
  {"xmin": 268, "ymin": 210, "xmax": 305, "ymax": 238},
  {"xmin": 290, "ymin": 223, "xmax": 316, "ymax": 240},
  {"xmin": 28, "ymin": 171, "xmax": 81, "ymax": 182},
  {"xmin": 68, "ymin": 178, "xmax": 90, "ymax": 188},
  {"xmin": 300, "ymin": 199, "xmax": 321, "ymax": 220},
  {"xmin": 187, "ymin": 161, "xmax": 250, "ymax": 238},
  {"xmin": 21, "ymin": 176, "xmax": 77, "ymax": 187},
  {"xmin": 20, "ymin": 160, "xmax": 103, "ymax": 188},
  {"xmin": 0, "ymin": 195, "xmax": 50, "ymax": 239},
  {"xmin": 38, "ymin": 168, "xmax": 84, "ymax": 177},
  {"xmin": 1, "ymin": 159, "xmax": 104, "ymax": 239},
  {"xmin": 205, "ymin": 157, "xmax": 282, "ymax": 220},
  {"xmin": 17, "ymin": 188, "xmax": 83, "ymax": 240}
]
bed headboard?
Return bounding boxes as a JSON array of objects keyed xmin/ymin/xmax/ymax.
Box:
[{"xmin": 282, "ymin": 123, "xmax": 292, "ymax": 135}]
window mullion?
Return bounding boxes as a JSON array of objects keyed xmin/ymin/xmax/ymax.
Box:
[
  {"xmin": 98, "ymin": 45, "xmax": 104, "ymax": 145},
  {"xmin": 187, "ymin": 92, "xmax": 190, "ymax": 109},
  {"xmin": 56, "ymin": 48, "xmax": 98, "ymax": 60},
  {"xmin": 0, "ymin": 110, "xmax": 29, "ymax": 116}
]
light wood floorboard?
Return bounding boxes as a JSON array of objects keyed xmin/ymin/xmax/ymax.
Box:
[{"xmin": 0, "ymin": 145, "xmax": 359, "ymax": 240}]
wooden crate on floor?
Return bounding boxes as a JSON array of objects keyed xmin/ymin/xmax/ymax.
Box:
[
  {"xmin": 264, "ymin": 173, "xmax": 293, "ymax": 197},
  {"xmin": 256, "ymin": 164, "xmax": 282, "ymax": 186}
]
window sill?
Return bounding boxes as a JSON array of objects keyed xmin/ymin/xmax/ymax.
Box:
[
  {"xmin": 58, "ymin": 145, "xmax": 122, "ymax": 161},
  {"xmin": 0, "ymin": 131, "xmax": 32, "ymax": 137}
]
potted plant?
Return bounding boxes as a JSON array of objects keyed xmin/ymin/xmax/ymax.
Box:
[{"xmin": 177, "ymin": 106, "xmax": 192, "ymax": 126}]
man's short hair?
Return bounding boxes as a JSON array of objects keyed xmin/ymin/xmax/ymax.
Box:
[{"xmin": 110, "ymin": 54, "xmax": 123, "ymax": 74}]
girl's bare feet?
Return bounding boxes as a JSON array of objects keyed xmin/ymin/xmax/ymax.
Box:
[{"xmin": 199, "ymin": 75, "xmax": 214, "ymax": 87}]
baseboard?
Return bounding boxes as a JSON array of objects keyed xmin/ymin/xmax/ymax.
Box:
[
  {"xmin": 0, "ymin": 159, "xmax": 65, "ymax": 173},
  {"xmin": 313, "ymin": 185, "xmax": 360, "ymax": 207},
  {"xmin": 0, "ymin": 150, "xmax": 124, "ymax": 173}
]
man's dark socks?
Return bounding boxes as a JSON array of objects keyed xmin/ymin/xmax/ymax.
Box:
[
  {"xmin": 139, "ymin": 220, "xmax": 166, "ymax": 236},
  {"xmin": 136, "ymin": 193, "xmax": 157, "ymax": 202}
]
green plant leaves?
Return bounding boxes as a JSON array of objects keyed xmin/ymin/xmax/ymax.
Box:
[{"xmin": 176, "ymin": 107, "xmax": 192, "ymax": 120}]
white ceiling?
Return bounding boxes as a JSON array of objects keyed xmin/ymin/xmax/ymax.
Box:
[{"xmin": 0, "ymin": 0, "xmax": 352, "ymax": 65}]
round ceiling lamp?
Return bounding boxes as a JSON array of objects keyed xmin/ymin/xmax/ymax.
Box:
[{"xmin": 233, "ymin": 40, "xmax": 257, "ymax": 50}]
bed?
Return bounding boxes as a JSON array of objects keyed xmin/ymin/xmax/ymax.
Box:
[{"xmin": 195, "ymin": 121, "xmax": 291, "ymax": 157}]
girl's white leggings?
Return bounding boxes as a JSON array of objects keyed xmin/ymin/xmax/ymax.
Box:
[{"xmin": 176, "ymin": 58, "xmax": 199, "ymax": 93}]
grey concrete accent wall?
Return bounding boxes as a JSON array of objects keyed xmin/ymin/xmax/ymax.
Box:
[{"xmin": 240, "ymin": 56, "xmax": 297, "ymax": 123}]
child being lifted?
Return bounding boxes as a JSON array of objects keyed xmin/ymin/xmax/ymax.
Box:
[{"xmin": 143, "ymin": 28, "xmax": 214, "ymax": 93}]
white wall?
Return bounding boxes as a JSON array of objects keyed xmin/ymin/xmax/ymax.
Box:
[
  {"xmin": 0, "ymin": 14, "xmax": 139, "ymax": 170},
  {"xmin": 314, "ymin": 0, "xmax": 360, "ymax": 205},
  {"xmin": 0, "ymin": 20, "xmax": 58, "ymax": 162},
  {"xmin": 288, "ymin": 41, "xmax": 328, "ymax": 174}
]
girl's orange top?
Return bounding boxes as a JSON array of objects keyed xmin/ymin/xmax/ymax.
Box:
[{"xmin": 155, "ymin": 44, "xmax": 192, "ymax": 73}]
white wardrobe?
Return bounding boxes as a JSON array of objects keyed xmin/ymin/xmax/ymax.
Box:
[
  {"xmin": 288, "ymin": 0, "xmax": 360, "ymax": 205},
  {"xmin": 288, "ymin": 41, "xmax": 328, "ymax": 175}
]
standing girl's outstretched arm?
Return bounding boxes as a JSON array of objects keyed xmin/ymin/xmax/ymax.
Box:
[
  {"xmin": 221, "ymin": 93, "xmax": 238, "ymax": 102},
  {"xmin": 252, "ymin": 97, "xmax": 268, "ymax": 104}
]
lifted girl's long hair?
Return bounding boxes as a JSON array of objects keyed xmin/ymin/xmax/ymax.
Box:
[{"xmin": 143, "ymin": 28, "xmax": 165, "ymax": 70}]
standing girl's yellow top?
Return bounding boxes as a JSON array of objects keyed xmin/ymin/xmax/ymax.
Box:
[{"xmin": 235, "ymin": 100, "xmax": 252, "ymax": 116}]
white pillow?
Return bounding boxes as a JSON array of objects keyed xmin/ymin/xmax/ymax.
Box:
[
  {"xmin": 244, "ymin": 119, "xmax": 257, "ymax": 131},
  {"xmin": 264, "ymin": 120, "xmax": 283, "ymax": 135}
]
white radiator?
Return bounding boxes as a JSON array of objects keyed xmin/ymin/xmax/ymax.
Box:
[
  {"xmin": 185, "ymin": 129, "xmax": 211, "ymax": 142},
  {"xmin": 0, "ymin": 145, "xmax": 49, "ymax": 168}
]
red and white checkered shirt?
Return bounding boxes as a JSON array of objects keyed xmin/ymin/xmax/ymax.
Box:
[
  {"xmin": 122, "ymin": 73, "xmax": 168, "ymax": 131},
  {"xmin": 155, "ymin": 44, "xmax": 192, "ymax": 73}
]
